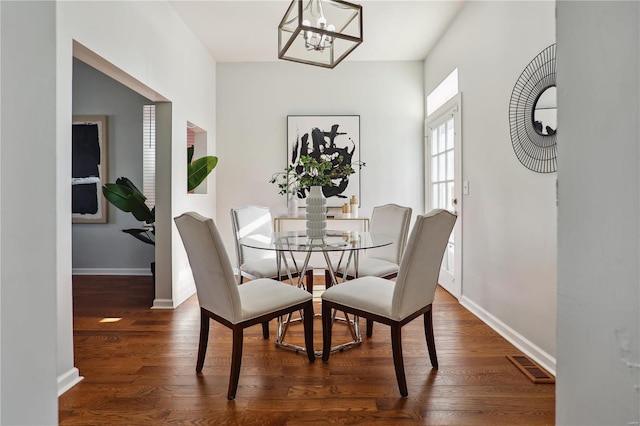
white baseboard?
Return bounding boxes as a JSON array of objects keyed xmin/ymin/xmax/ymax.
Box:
[
  {"xmin": 151, "ymin": 298, "xmax": 174, "ymax": 309},
  {"xmin": 57, "ymin": 367, "xmax": 84, "ymax": 396},
  {"xmin": 72, "ymin": 268, "xmax": 152, "ymax": 276},
  {"xmin": 174, "ymin": 286, "xmax": 196, "ymax": 308},
  {"xmin": 460, "ymin": 295, "xmax": 557, "ymax": 376}
]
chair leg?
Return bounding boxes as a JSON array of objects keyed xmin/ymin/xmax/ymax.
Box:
[
  {"xmin": 261, "ymin": 322, "xmax": 270, "ymax": 339},
  {"xmin": 391, "ymin": 323, "xmax": 408, "ymax": 397},
  {"xmin": 324, "ymin": 270, "xmax": 332, "ymax": 289},
  {"xmin": 305, "ymin": 269, "xmax": 314, "ymax": 293},
  {"xmin": 321, "ymin": 301, "xmax": 333, "ymax": 362},
  {"xmin": 196, "ymin": 309, "xmax": 210, "ymax": 372},
  {"xmin": 366, "ymin": 319, "xmax": 374, "ymax": 337},
  {"xmin": 424, "ymin": 307, "xmax": 438, "ymax": 369},
  {"xmin": 303, "ymin": 302, "xmax": 316, "ymax": 363},
  {"xmin": 239, "ymin": 274, "xmax": 244, "ymax": 284},
  {"xmin": 227, "ymin": 326, "xmax": 244, "ymax": 400}
]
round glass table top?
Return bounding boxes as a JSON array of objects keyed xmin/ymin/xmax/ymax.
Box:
[{"xmin": 239, "ymin": 230, "xmax": 393, "ymax": 253}]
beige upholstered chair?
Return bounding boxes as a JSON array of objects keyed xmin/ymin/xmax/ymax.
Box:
[
  {"xmin": 327, "ymin": 203, "xmax": 412, "ymax": 336},
  {"xmin": 174, "ymin": 212, "xmax": 315, "ymax": 400},
  {"xmin": 321, "ymin": 209, "xmax": 456, "ymax": 397},
  {"xmin": 231, "ymin": 205, "xmax": 314, "ymax": 286}
]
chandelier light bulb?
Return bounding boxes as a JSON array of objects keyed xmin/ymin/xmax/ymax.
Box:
[
  {"xmin": 326, "ymin": 23, "xmax": 335, "ymax": 43},
  {"xmin": 302, "ymin": 19, "xmax": 312, "ymax": 43}
]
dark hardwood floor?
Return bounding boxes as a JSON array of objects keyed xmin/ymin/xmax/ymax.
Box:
[{"xmin": 59, "ymin": 275, "xmax": 555, "ymax": 425}]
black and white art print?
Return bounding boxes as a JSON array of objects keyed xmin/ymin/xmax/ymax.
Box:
[
  {"xmin": 72, "ymin": 115, "xmax": 108, "ymax": 223},
  {"xmin": 287, "ymin": 115, "xmax": 360, "ymax": 207}
]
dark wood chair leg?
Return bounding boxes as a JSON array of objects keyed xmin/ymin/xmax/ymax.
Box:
[
  {"xmin": 366, "ymin": 319, "xmax": 374, "ymax": 337},
  {"xmin": 303, "ymin": 302, "xmax": 316, "ymax": 362},
  {"xmin": 261, "ymin": 322, "xmax": 270, "ymax": 339},
  {"xmin": 324, "ymin": 270, "xmax": 332, "ymax": 289},
  {"xmin": 391, "ymin": 323, "xmax": 408, "ymax": 397},
  {"xmin": 227, "ymin": 326, "xmax": 244, "ymax": 400},
  {"xmin": 321, "ymin": 301, "xmax": 333, "ymax": 362},
  {"xmin": 305, "ymin": 269, "xmax": 314, "ymax": 293},
  {"xmin": 196, "ymin": 309, "xmax": 210, "ymax": 372},
  {"xmin": 424, "ymin": 306, "xmax": 438, "ymax": 369},
  {"xmin": 239, "ymin": 274, "xmax": 244, "ymax": 284}
]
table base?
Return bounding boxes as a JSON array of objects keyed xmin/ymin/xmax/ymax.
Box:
[{"xmin": 275, "ymin": 311, "xmax": 362, "ymax": 356}]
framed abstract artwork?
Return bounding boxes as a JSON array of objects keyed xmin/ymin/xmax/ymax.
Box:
[
  {"xmin": 72, "ymin": 115, "xmax": 108, "ymax": 223},
  {"xmin": 287, "ymin": 115, "xmax": 361, "ymax": 207}
]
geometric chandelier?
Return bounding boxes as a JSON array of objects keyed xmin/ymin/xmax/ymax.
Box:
[{"xmin": 278, "ymin": 0, "xmax": 363, "ymax": 69}]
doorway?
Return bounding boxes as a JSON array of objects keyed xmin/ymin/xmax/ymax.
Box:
[{"xmin": 425, "ymin": 93, "xmax": 462, "ymax": 298}]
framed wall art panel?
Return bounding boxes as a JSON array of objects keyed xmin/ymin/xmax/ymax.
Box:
[
  {"xmin": 287, "ymin": 115, "xmax": 361, "ymax": 207},
  {"xmin": 72, "ymin": 115, "xmax": 108, "ymax": 223}
]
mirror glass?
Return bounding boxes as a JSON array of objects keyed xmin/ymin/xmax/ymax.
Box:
[{"xmin": 533, "ymin": 86, "xmax": 557, "ymax": 136}]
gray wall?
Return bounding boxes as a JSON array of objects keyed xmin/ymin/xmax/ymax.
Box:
[
  {"xmin": 72, "ymin": 59, "xmax": 154, "ymax": 273},
  {"xmin": 557, "ymin": 1, "xmax": 640, "ymax": 424},
  {"xmin": 216, "ymin": 61, "xmax": 425, "ymax": 256},
  {"xmin": 424, "ymin": 1, "xmax": 557, "ymax": 372}
]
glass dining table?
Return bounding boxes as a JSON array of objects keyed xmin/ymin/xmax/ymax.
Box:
[{"xmin": 240, "ymin": 230, "xmax": 394, "ymax": 355}]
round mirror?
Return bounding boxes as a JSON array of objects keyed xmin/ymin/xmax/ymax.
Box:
[
  {"xmin": 532, "ymin": 86, "xmax": 557, "ymax": 136},
  {"xmin": 509, "ymin": 43, "xmax": 557, "ymax": 173}
]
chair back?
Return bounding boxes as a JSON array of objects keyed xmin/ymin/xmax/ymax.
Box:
[
  {"xmin": 391, "ymin": 209, "xmax": 456, "ymax": 319},
  {"xmin": 368, "ymin": 204, "xmax": 412, "ymax": 264},
  {"xmin": 175, "ymin": 212, "xmax": 242, "ymax": 323},
  {"xmin": 230, "ymin": 205, "xmax": 276, "ymax": 267}
]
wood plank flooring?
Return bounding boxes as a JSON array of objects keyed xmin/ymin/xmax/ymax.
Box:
[{"xmin": 59, "ymin": 275, "xmax": 555, "ymax": 425}]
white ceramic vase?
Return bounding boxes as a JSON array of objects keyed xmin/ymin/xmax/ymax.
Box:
[{"xmin": 306, "ymin": 186, "xmax": 327, "ymax": 239}]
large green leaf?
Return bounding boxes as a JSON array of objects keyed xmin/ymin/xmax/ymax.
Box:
[
  {"xmin": 188, "ymin": 155, "xmax": 218, "ymax": 192},
  {"xmin": 102, "ymin": 183, "xmax": 136, "ymax": 212},
  {"xmin": 129, "ymin": 198, "xmax": 155, "ymax": 224},
  {"xmin": 102, "ymin": 182, "xmax": 154, "ymax": 224},
  {"xmin": 122, "ymin": 228, "xmax": 155, "ymax": 246}
]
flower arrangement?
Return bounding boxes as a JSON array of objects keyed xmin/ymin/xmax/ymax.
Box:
[{"xmin": 270, "ymin": 154, "xmax": 365, "ymax": 199}]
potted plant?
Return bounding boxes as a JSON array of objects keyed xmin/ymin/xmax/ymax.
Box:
[
  {"xmin": 102, "ymin": 147, "xmax": 218, "ymax": 279},
  {"xmin": 270, "ymin": 154, "xmax": 364, "ymax": 227},
  {"xmin": 270, "ymin": 154, "xmax": 364, "ymax": 199}
]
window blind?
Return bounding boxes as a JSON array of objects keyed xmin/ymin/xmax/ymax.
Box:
[{"xmin": 143, "ymin": 104, "xmax": 156, "ymax": 208}]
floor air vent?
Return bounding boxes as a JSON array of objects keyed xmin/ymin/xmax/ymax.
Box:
[{"xmin": 506, "ymin": 355, "xmax": 555, "ymax": 384}]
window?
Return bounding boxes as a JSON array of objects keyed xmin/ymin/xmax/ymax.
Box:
[
  {"xmin": 427, "ymin": 68, "xmax": 458, "ymax": 116},
  {"xmin": 142, "ymin": 104, "xmax": 155, "ymax": 208}
]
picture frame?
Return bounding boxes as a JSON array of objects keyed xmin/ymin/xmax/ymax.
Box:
[
  {"xmin": 72, "ymin": 115, "xmax": 108, "ymax": 223},
  {"xmin": 287, "ymin": 115, "xmax": 361, "ymax": 208}
]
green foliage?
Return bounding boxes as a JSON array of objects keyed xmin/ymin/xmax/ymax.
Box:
[
  {"xmin": 102, "ymin": 177, "xmax": 154, "ymax": 223},
  {"xmin": 188, "ymin": 155, "xmax": 218, "ymax": 192},
  {"xmin": 102, "ymin": 177, "xmax": 155, "ymax": 246},
  {"xmin": 102, "ymin": 148, "xmax": 218, "ymax": 246},
  {"xmin": 270, "ymin": 154, "xmax": 365, "ymax": 197}
]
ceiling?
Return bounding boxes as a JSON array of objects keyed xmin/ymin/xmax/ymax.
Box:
[{"xmin": 169, "ymin": 0, "xmax": 466, "ymax": 63}]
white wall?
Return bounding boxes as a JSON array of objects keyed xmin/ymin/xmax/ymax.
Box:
[
  {"xmin": 216, "ymin": 61, "xmax": 424, "ymax": 255},
  {"xmin": 1, "ymin": 2, "xmax": 59, "ymax": 424},
  {"xmin": 56, "ymin": 0, "xmax": 216, "ymax": 403},
  {"xmin": 424, "ymin": 1, "xmax": 558, "ymax": 372},
  {"xmin": 72, "ymin": 59, "xmax": 155, "ymax": 273},
  {"xmin": 557, "ymin": 2, "xmax": 640, "ymax": 424}
]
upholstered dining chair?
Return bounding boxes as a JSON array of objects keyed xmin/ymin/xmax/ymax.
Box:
[
  {"xmin": 326, "ymin": 203, "xmax": 412, "ymax": 336},
  {"xmin": 231, "ymin": 205, "xmax": 314, "ymax": 286},
  {"xmin": 321, "ymin": 209, "xmax": 456, "ymax": 397},
  {"xmin": 174, "ymin": 212, "xmax": 315, "ymax": 400}
]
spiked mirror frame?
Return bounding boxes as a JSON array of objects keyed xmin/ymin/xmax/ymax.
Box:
[{"xmin": 509, "ymin": 44, "xmax": 557, "ymax": 173}]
